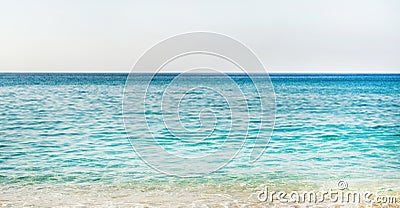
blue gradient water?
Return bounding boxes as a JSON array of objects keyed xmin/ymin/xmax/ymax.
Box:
[{"xmin": 0, "ymin": 74, "xmax": 399, "ymax": 203}]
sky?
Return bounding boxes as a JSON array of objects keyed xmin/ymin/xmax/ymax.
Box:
[{"xmin": 0, "ymin": 0, "xmax": 399, "ymax": 73}]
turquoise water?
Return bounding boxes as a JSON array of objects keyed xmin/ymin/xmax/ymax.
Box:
[{"xmin": 0, "ymin": 73, "xmax": 399, "ymax": 189}]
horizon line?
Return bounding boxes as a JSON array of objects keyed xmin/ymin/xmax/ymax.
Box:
[{"xmin": 0, "ymin": 71, "xmax": 399, "ymax": 74}]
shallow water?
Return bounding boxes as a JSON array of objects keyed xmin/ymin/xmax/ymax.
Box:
[{"xmin": 0, "ymin": 73, "xmax": 399, "ymax": 207}]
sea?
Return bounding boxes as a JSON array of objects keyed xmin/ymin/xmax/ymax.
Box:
[{"xmin": 0, "ymin": 73, "xmax": 399, "ymax": 207}]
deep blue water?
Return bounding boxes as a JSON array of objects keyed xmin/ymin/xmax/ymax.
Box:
[{"xmin": 0, "ymin": 73, "xmax": 399, "ymax": 188}]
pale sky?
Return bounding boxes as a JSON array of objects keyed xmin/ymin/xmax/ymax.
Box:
[{"xmin": 0, "ymin": 0, "xmax": 399, "ymax": 73}]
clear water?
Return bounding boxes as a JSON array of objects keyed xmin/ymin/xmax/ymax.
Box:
[{"xmin": 0, "ymin": 73, "xmax": 399, "ymax": 206}]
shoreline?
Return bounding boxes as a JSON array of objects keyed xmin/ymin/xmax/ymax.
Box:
[{"xmin": 1, "ymin": 180, "xmax": 399, "ymax": 207}]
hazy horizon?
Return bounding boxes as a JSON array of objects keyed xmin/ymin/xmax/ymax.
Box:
[
  {"xmin": 1, "ymin": 0, "xmax": 399, "ymax": 73},
  {"xmin": 0, "ymin": 71, "xmax": 399, "ymax": 74}
]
